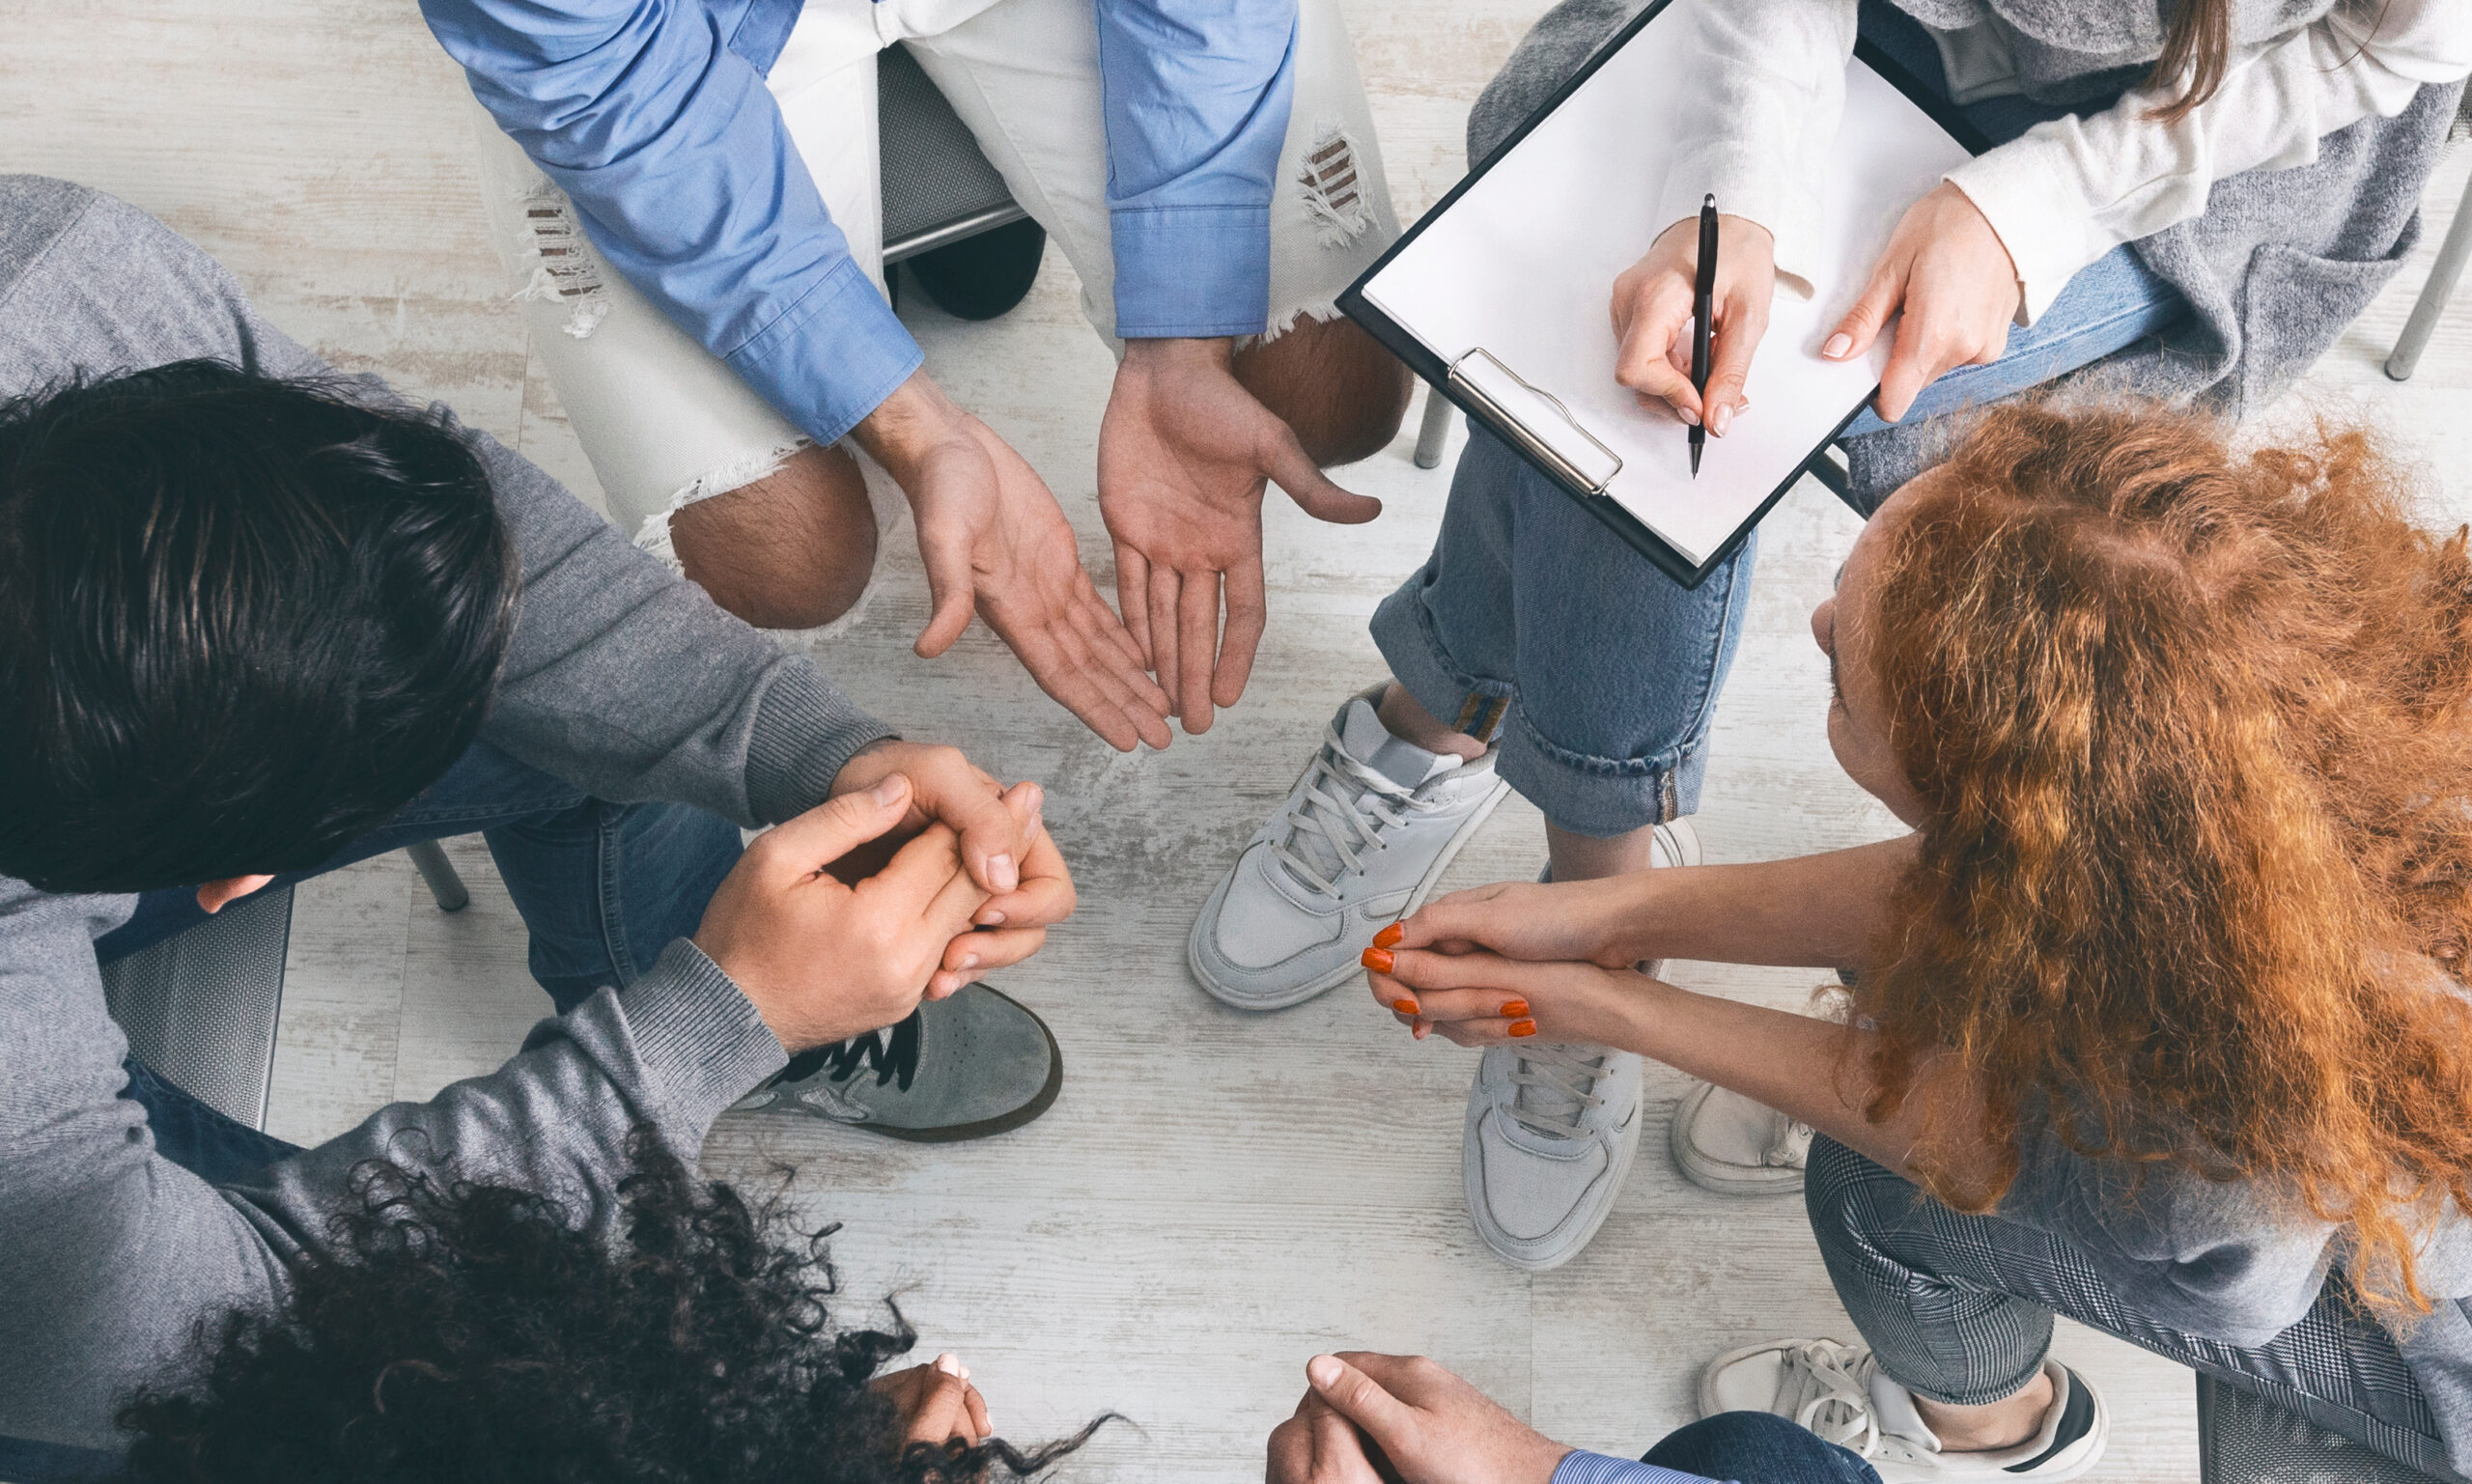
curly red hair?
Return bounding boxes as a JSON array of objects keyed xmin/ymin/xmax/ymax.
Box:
[{"xmin": 1859, "ymin": 403, "xmax": 2472, "ymax": 1311}]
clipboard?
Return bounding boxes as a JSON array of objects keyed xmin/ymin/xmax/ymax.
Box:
[{"xmin": 1339, "ymin": 0, "xmax": 1990, "ymax": 588}]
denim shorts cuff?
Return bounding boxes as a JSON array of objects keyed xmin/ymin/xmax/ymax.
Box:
[
  {"xmin": 1370, "ymin": 581, "xmax": 1703, "ymax": 837},
  {"xmin": 1497, "ymin": 713, "xmax": 1696, "ymax": 840}
]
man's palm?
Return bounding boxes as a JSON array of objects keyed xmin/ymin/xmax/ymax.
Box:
[
  {"xmin": 909, "ymin": 417, "xmax": 1171, "ymax": 751},
  {"xmin": 1099, "ymin": 340, "xmax": 1380, "ymax": 734}
]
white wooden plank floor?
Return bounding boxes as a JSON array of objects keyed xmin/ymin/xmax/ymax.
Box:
[{"xmin": 9, "ymin": 3, "xmax": 2472, "ymax": 1476}]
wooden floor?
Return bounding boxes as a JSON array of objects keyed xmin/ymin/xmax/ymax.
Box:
[{"xmin": 10, "ymin": 3, "xmax": 2472, "ymax": 1476}]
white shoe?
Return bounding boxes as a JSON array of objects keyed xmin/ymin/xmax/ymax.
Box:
[
  {"xmin": 1188, "ymin": 686, "xmax": 1510, "ymax": 1011},
  {"xmin": 1671, "ymin": 1080, "xmax": 1812, "ymax": 1195},
  {"xmin": 1700, "ymin": 1338, "xmax": 2108, "ymax": 1481},
  {"xmin": 1462, "ymin": 821, "xmax": 1699, "ymax": 1271}
]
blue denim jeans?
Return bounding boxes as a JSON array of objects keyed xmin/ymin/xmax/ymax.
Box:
[
  {"xmin": 0, "ymin": 743, "xmax": 744, "ymax": 1484},
  {"xmin": 1642, "ymin": 1411, "xmax": 1885, "ymax": 1483},
  {"xmin": 1371, "ymin": 0, "xmax": 2189, "ymax": 837}
]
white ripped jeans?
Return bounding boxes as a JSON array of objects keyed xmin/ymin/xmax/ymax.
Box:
[{"xmin": 471, "ymin": 0, "xmax": 1401, "ymax": 573}]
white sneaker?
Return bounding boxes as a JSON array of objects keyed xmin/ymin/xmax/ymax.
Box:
[
  {"xmin": 1188, "ymin": 686, "xmax": 1510, "ymax": 1011},
  {"xmin": 1462, "ymin": 820, "xmax": 1700, "ymax": 1271},
  {"xmin": 1700, "ymin": 1338, "xmax": 2108, "ymax": 1481},
  {"xmin": 1671, "ymin": 1080, "xmax": 1812, "ymax": 1194}
]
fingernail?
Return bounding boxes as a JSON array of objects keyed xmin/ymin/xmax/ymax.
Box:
[
  {"xmin": 1677, "ymin": 406, "xmax": 1700, "ymax": 427},
  {"xmin": 1508, "ymin": 1019, "xmax": 1538, "ymax": 1038},
  {"xmin": 1501, "ymin": 1000, "xmax": 1530, "ymax": 1018},
  {"xmin": 1372, "ymin": 923, "xmax": 1404, "ymax": 950},
  {"xmin": 1024, "ymin": 783, "xmax": 1045, "ymax": 814},
  {"xmin": 976, "ymin": 909, "xmax": 1007, "ymax": 927},
  {"xmin": 956, "ymin": 953, "xmax": 977, "ymax": 971},
  {"xmin": 1823, "ymin": 333, "xmax": 1853, "ymax": 359},
  {"xmin": 1709, "ymin": 403, "xmax": 1731, "ymax": 437},
  {"xmin": 1391, "ymin": 998, "xmax": 1419, "ymax": 1015},
  {"xmin": 988, "ymin": 854, "xmax": 1017, "ymax": 892},
  {"xmin": 872, "ymin": 776, "xmax": 908, "ymax": 807},
  {"xmin": 1361, "ymin": 947, "xmax": 1394, "ymax": 974},
  {"xmin": 935, "ymin": 1354, "xmax": 965, "ymax": 1377},
  {"xmin": 1307, "ymin": 1356, "xmax": 1343, "ymax": 1389}
]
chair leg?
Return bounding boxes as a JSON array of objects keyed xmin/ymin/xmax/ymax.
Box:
[
  {"xmin": 404, "ymin": 839, "xmax": 470, "ymax": 913},
  {"xmin": 1413, "ymin": 383, "xmax": 1455, "ymax": 469},
  {"xmin": 2386, "ymin": 167, "xmax": 2472, "ymax": 381}
]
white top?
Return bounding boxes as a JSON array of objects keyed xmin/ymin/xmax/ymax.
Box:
[{"xmin": 1654, "ymin": 0, "xmax": 2472, "ymax": 322}]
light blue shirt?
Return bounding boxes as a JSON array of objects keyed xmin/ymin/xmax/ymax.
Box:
[
  {"xmin": 1554, "ymin": 1449, "xmax": 1730, "ymax": 1484},
  {"xmin": 419, "ymin": 0, "xmax": 1298, "ymax": 447}
]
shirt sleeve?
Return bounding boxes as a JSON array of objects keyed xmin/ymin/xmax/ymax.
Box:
[
  {"xmin": 1097, "ymin": 0, "xmax": 1301, "ymax": 338},
  {"xmin": 1654, "ymin": 0, "xmax": 1859, "ymax": 298},
  {"xmin": 1944, "ymin": 0, "xmax": 2472, "ymax": 322},
  {"xmin": 1553, "ymin": 1449, "xmax": 1732, "ymax": 1484},
  {"xmin": 418, "ymin": 0, "xmax": 921, "ymax": 444}
]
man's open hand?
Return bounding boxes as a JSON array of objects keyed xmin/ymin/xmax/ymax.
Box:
[
  {"xmin": 856, "ymin": 373, "xmax": 1172, "ymax": 752},
  {"xmin": 1099, "ymin": 337, "xmax": 1382, "ymax": 735}
]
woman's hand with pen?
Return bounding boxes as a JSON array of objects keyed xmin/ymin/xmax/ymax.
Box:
[{"xmin": 1611, "ymin": 212, "xmax": 1776, "ymax": 436}]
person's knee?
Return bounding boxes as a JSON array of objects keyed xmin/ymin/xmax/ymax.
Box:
[
  {"xmin": 1802, "ymin": 1133, "xmax": 1873, "ymax": 1239},
  {"xmin": 1235, "ymin": 313, "xmax": 1413, "ymax": 468},
  {"xmin": 1644, "ymin": 1412, "xmax": 1872, "ymax": 1482},
  {"xmin": 667, "ymin": 443, "xmax": 878, "ymax": 630}
]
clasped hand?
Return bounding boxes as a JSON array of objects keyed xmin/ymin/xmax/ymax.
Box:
[
  {"xmin": 1612, "ymin": 182, "xmax": 2021, "ymax": 429},
  {"xmin": 1360, "ymin": 879, "xmax": 1653, "ymax": 1050},
  {"xmin": 1268, "ymin": 1353, "xmax": 1571, "ymax": 1484}
]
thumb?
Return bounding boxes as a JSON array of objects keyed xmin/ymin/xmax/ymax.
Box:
[
  {"xmin": 1825, "ymin": 258, "xmax": 1904, "ymax": 364},
  {"xmin": 1306, "ymin": 1355, "xmax": 1418, "ymax": 1452},
  {"xmin": 913, "ymin": 518, "xmax": 978, "ymax": 658},
  {"xmin": 1264, "ymin": 428, "xmax": 1383, "ymax": 526},
  {"xmin": 760, "ymin": 775, "xmax": 914, "ymax": 877}
]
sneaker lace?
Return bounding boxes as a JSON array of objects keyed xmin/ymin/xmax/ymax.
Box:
[
  {"xmin": 1269, "ymin": 722, "xmax": 1441, "ymax": 898},
  {"xmin": 1503, "ymin": 1043, "xmax": 1612, "ymax": 1139},
  {"xmin": 774, "ymin": 1010, "xmax": 923, "ymax": 1094},
  {"xmin": 1776, "ymin": 1340, "xmax": 1885, "ymax": 1458}
]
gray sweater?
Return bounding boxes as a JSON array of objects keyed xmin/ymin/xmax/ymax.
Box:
[{"xmin": 0, "ymin": 177, "xmax": 896, "ymax": 1448}]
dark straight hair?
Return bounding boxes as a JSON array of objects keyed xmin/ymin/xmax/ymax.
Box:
[{"xmin": 0, "ymin": 360, "xmax": 517, "ymax": 894}]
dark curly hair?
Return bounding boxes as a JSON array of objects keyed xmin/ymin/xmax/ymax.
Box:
[{"xmin": 118, "ymin": 1134, "xmax": 1103, "ymax": 1482}]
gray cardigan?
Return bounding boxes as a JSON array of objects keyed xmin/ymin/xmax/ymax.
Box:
[
  {"xmin": 1472, "ymin": 0, "xmax": 2466, "ymax": 499},
  {"xmin": 0, "ymin": 177, "xmax": 896, "ymax": 1448}
]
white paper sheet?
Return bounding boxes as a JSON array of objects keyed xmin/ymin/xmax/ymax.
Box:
[{"xmin": 1359, "ymin": 0, "xmax": 1971, "ymax": 568}]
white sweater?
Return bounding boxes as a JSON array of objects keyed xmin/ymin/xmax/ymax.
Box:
[{"xmin": 1656, "ymin": 0, "xmax": 2472, "ymax": 322}]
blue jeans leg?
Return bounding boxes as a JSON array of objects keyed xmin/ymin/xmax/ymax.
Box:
[
  {"xmin": 1370, "ymin": 426, "xmax": 1754, "ymax": 837},
  {"xmin": 97, "ymin": 740, "xmax": 744, "ymax": 1014},
  {"xmin": 1642, "ymin": 1412, "xmax": 1886, "ymax": 1484}
]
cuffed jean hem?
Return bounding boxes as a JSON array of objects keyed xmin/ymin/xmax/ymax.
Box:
[{"xmin": 1370, "ymin": 574, "xmax": 1711, "ymax": 839}]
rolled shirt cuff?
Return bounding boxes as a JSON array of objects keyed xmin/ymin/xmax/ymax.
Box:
[
  {"xmin": 743, "ymin": 661, "xmax": 900, "ymax": 826},
  {"xmin": 616, "ymin": 938, "xmax": 790, "ymax": 1136},
  {"xmin": 1552, "ymin": 1449, "xmax": 1729, "ymax": 1484},
  {"xmin": 725, "ymin": 254, "xmax": 924, "ymax": 445},
  {"xmin": 1110, "ymin": 205, "xmax": 1272, "ymax": 339}
]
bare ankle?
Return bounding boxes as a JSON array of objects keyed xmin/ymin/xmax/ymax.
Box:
[
  {"xmin": 1373, "ymin": 682, "xmax": 1487, "ymax": 762},
  {"xmin": 1914, "ymin": 1370, "xmax": 2054, "ymax": 1453}
]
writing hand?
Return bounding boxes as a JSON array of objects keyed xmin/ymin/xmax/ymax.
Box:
[{"xmin": 1611, "ymin": 212, "xmax": 1777, "ymax": 437}]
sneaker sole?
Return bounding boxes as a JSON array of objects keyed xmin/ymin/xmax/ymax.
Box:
[
  {"xmin": 1187, "ymin": 774, "xmax": 1513, "ymax": 1012},
  {"xmin": 1462, "ymin": 1070, "xmax": 1645, "ymax": 1273},
  {"xmin": 769, "ymin": 982, "xmax": 1065, "ymax": 1144}
]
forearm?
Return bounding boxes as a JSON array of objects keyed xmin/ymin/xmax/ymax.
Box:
[
  {"xmin": 1607, "ymin": 975, "xmax": 1993, "ymax": 1190},
  {"xmin": 1608, "ymin": 834, "xmax": 1916, "ymax": 970}
]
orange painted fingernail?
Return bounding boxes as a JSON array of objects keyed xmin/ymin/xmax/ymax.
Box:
[
  {"xmin": 1391, "ymin": 998, "xmax": 1419, "ymax": 1015},
  {"xmin": 1361, "ymin": 947, "xmax": 1394, "ymax": 974},
  {"xmin": 1501, "ymin": 1000, "xmax": 1530, "ymax": 1019},
  {"xmin": 1373, "ymin": 923, "xmax": 1404, "ymax": 950},
  {"xmin": 1508, "ymin": 1019, "xmax": 1538, "ymax": 1038}
]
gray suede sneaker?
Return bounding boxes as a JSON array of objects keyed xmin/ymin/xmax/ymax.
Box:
[{"xmin": 729, "ymin": 981, "xmax": 1061, "ymax": 1141}]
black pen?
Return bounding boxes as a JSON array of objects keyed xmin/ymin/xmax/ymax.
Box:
[{"xmin": 1691, "ymin": 193, "xmax": 1717, "ymax": 477}]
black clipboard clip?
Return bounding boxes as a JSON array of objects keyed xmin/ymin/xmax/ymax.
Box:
[{"xmin": 1447, "ymin": 349, "xmax": 1624, "ymax": 496}]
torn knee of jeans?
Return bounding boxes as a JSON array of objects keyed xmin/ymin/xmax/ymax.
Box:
[
  {"xmin": 509, "ymin": 186, "xmax": 611, "ymax": 340},
  {"xmin": 1298, "ymin": 124, "xmax": 1371, "ymax": 248}
]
